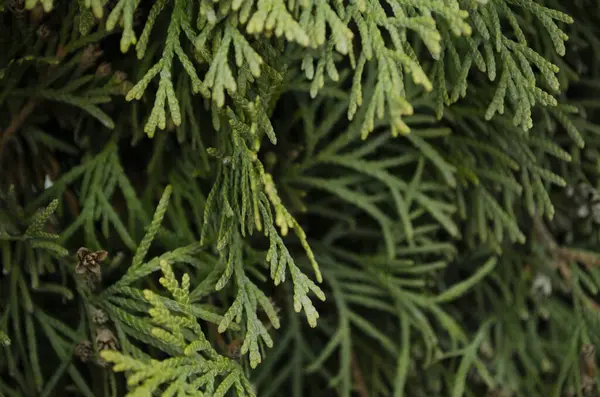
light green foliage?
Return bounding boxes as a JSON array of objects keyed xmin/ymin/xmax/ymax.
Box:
[
  {"xmin": 101, "ymin": 260, "xmax": 255, "ymax": 397},
  {"xmin": 96, "ymin": 0, "xmax": 572, "ymax": 139},
  {"xmin": 200, "ymin": 112, "xmax": 325, "ymax": 323},
  {"xmin": 122, "ymin": 0, "xmax": 211, "ymax": 137},
  {"xmin": 195, "ymin": 116, "xmax": 325, "ymax": 366}
]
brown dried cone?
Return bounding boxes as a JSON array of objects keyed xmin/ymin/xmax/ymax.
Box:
[
  {"xmin": 95, "ymin": 327, "xmax": 119, "ymax": 367},
  {"xmin": 74, "ymin": 340, "xmax": 94, "ymax": 362},
  {"xmin": 580, "ymin": 344, "xmax": 598, "ymax": 396},
  {"xmin": 76, "ymin": 248, "xmax": 108, "ymax": 291},
  {"xmin": 76, "ymin": 248, "xmax": 108, "ymax": 275}
]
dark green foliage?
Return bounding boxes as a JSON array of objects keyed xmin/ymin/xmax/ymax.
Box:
[{"xmin": 2, "ymin": 0, "xmax": 600, "ymax": 396}]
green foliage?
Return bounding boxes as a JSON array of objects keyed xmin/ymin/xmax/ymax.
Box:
[
  {"xmin": 101, "ymin": 260, "xmax": 256, "ymax": 397},
  {"xmin": 2, "ymin": 1, "xmax": 600, "ymax": 397}
]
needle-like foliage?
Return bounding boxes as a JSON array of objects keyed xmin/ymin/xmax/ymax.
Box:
[{"xmin": 2, "ymin": 1, "xmax": 600, "ymax": 397}]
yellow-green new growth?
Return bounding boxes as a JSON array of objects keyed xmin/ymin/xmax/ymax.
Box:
[{"xmin": 102, "ymin": 261, "xmax": 255, "ymax": 396}]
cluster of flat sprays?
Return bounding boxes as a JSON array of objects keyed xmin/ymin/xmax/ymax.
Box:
[{"xmin": 72, "ymin": 248, "xmax": 120, "ymax": 366}]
